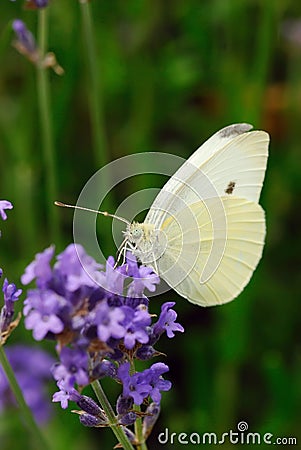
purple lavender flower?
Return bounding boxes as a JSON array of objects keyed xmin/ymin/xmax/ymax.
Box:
[
  {"xmin": 152, "ymin": 302, "xmax": 184, "ymax": 339},
  {"xmin": 118, "ymin": 362, "xmax": 171, "ymax": 406},
  {"xmin": 52, "ymin": 380, "xmax": 73, "ymax": 409},
  {"xmin": 2, "ymin": 278, "xmax": 22, "ymax": 306},
  {"xmin": 101, "ymin": 256, "xmax": 124, "ymax": 296},
  {"xmin": 54, "ymin": 244, "xmax": 103, "ymax": 292},
  {"xmin": 126, "ymin": 252, "xmax": 160, "ymax": 297},
  {"xmin": 24, "ymin": 290, "xmax": 65, "ymax": 340},
  {"xmin": 21, "ymin": 242, "xmax": 183, "ymax": 438},
  {"xmin": 0, "ymin": 200, "xmax": 13, "ymax": 221},
  {"xmin": 52, "ymin": 347, "xmax": 89, "ymax": 388},
  {"xmin": 12, "ymin": 20, "xmax": 37, "ymax": 55},
  {"xmin": 118, "ymin": 362, "xmax": 152, "ymax": 405},
  {"xmin": 0, "ymin": 345, "xmax": 54, "ymax": 423},
  {"xmin": 121, "ymin": 306, "xmax": 151, "ymax": 349},
  {"xmin": 53, "ymin": 380, "xmax": 108, "ymax": 427},
  {"xmin": 21, "ymin": 245, "xmax": 54, "ymax": 288},
  {"xmin": 145, "ymin": 363, "xmax": 172, "ymax": 403},
  {"xmin": 94, "ymin": 301, "xmax": 125, "ymax": 342}
]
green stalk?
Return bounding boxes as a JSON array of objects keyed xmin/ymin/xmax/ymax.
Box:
[
  {"xmin": 134, "ymin": 409, "xmax": 148, "ymax": 450},
  {"xmin": 91, "ymin": 379, "xmax": 135, "ymax": 450},
  {"xmin": 0, "ymin": 344, "xmax": 51, "ymax": 450},
  {"xmin": 249, "ymin": 1, "xmax": 276, "ymax": 125},
  {"xmin": 79, "ymin": 0, "xmax": 114, "ymax": 255},
  {"xmin": 79, "ymin": 0, "xmax": 110, "ymax": 170},
  {"xmin": 37, "ymin": 8, "xmax": 60, "ymax": 244}
]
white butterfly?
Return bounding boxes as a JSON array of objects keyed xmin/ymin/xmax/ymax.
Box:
[
  {"xmin": 57, "ymin": 123, "xmax": 269, "ymax": 307},
  {"xmin": 121, "ymin": 123, "xmax": 269, "ymax": 306}
]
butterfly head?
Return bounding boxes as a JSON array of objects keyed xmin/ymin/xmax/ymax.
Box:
[
  {"xmin": 122, "ymin": 221, "xmax": 167, "ymax": 266},
  {"xmin": 123, "ymin": 222, "xmax": 154, "ymax": 244}
]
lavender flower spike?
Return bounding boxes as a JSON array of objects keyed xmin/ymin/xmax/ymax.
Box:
[
  {"xmin": 21, "ymin": 243, "xmax": 184, "ymax": 441},
  {"xmin": 12, "ymin": 20, "xmax": 37, "ymax": 54},
  {"xmin": 12, "ymin": 20, "xmax": 39, "ymax": 64},
  {"xmin": 0, "ymin": 276, "xmax": 22, "ymax": 343},
  {"xmin": 0, "ymin": 200, "xmax": 13, "ymax": 221}
]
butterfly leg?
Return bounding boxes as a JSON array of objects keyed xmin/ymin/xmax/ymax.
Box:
[
  {"xmin": 114, "ymin": 238, "xmax": 128, "ymax": 268},
  {"xmin": 152, "ymin": 252, "xmax": 159, "ymax": 275}
]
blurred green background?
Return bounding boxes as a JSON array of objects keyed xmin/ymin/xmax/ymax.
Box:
[{"xmin": 1, "ymin": 0, "xmax": 301, "ymax": 449}]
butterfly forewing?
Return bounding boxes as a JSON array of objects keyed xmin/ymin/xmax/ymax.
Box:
[
  {"xmin": 141, "ymin": 123, "xmax": 269, "ymax": 305},
  {"xmin": 145, "ymin": 124, "xmax": 269, "ymax": 229}
]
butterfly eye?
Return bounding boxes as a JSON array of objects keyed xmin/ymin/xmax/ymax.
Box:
[{"xmin": 131, "ymin": 228, "xmax": 143, "ymax": 240}]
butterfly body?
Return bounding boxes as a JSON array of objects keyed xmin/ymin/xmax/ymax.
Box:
[{"xmin": 124, "ymin": 222, "xmax": 167, "ymax": 267}]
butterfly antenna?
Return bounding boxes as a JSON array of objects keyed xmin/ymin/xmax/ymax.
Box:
[{"xmin": 54, "ymin": 201, "xmax": 131, "ymax": 226}]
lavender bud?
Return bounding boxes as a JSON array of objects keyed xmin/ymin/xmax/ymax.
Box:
[
  {"xmin": 79, "ymin": 413, "xmax": 107, "ymax": 428},
  {"xmin": 136, "ymin": 345, "xmax": 157, "ymax": 360},
  {"xmin": 116, "ymin": 395, "xmax": 133, "ymax": 415},
  {"xmin": 118, "ymin": 411, "xmax": 137, "ymax": 426},
  {"xmin": 77, "ymin": 395, "xmax": 105, "ymax": 417},
  {"xmin": 92, "ymin": 359, "xmax": 117, "ymax": 379}
]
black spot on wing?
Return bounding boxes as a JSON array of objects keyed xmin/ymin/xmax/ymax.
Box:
[{"xmin": 225, "ymin": 181, "xmax": 236, "ymax": 194}]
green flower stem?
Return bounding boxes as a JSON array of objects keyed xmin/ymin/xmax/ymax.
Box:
[
  {"xmin": 134, "ymin": 408, "xmax": 148, "ymax": 450},
  {"xmin": 37, "ymin": 8, "xmax": 60, "ymax": 244},
  {"xmin": 0, "ymin": 344, "xmax": 51, "ymax": 450},
  {"xmin": 91, "ymin": 379, "xmax": 135, "ymax": 450}
]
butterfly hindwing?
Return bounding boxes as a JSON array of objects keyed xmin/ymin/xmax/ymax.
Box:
[{"xmin": 156, "ymin": 196, "xmax": 265, "ymax": 306}]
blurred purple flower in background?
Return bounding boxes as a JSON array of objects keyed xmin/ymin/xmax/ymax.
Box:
[
  {"xmin": 0, "ymin": 345, "xmax": 54, "ymax": 423},
  {"xmin": 0, "ymin": 277, "xmax": 22, "ymax": 341},
  {"xmin": 52, "ymin": 347, "xmax": 89, "ymax": 388},
  {"xmin": 0, "ymin": 200, "xmax": 22, "ymax": 342},
  {"xmin": 11, "ymin": 15, "xmax": 64, "ymax": 74},
  {"xmin": 12, "ymin": 20, "xmax": 37, "ymax": 54}
]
